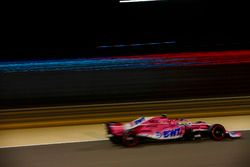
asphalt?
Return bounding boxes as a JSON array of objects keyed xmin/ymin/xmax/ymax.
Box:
[{"xmin": 0, "ymin": 131, "xmax": 249, "ymax": 167}]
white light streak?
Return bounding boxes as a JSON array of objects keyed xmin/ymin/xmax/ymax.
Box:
[{"xmin": 120, "ymin": 0, "xmax": 163, "ymax": 3}]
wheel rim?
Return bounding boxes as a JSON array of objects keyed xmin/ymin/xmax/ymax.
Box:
[{"xmin": 214, "ymin": 128, "xmax": 223, "ymax": 138}]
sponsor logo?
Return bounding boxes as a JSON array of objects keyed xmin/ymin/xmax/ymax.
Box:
[
  {"xmin": 163, "ymin": 128, "xmax": 181, "ymax": 138},
  {"xmin": 155, "ymin": 128, "xmax": 181, "ymax": 138},
  {"xmin": 155, "ymin": 132, "xmax": 162, "ymax": 138},
  {"xmin": 134, "ymin": 117, "xmax": 145, "ymax": 125}
]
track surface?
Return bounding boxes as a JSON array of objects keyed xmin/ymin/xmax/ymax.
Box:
[{"xmin": 0, "ymin": 131, "xmax": 249, "ymax": 167}]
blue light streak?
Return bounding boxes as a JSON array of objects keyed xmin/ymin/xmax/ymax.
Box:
[{"xmin": 0, "ymin": 56, "xmax": 193, "ymax": 73}]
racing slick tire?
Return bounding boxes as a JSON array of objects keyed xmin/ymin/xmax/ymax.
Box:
[
  {"xmin": 209, "ymin": 124, "xmax": 226, "ymax": 141},
  {"xmin": 122, "ymin": 131, "xmax": 140, "ymax": 147},
  {"xmin": 109, "ymin": 136, "xmax": 122, "ymax": 145}
]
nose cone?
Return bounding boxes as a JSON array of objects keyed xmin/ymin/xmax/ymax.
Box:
[{"xmin": 228, "ymin": 131, "xmax": 241, "ymax": 138}]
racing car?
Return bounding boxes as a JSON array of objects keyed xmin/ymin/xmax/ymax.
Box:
[{"xmin": 106, "ymin": 114, "xmax": 241, "ymax": 147}]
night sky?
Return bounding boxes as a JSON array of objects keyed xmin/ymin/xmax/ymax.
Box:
[{"xmin": 1, "ymin": 0, "xmax": 249, "ymax": 60}]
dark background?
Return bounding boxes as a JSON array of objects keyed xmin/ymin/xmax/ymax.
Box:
[
  {"xmin": 1, "ymin": 0, "xmax": 250, "ymax": 108},
  {"xmin": 1, "ymin": 64, "xmax": 250, "ymax": 108},
  {"xmin": 1, "ymin": 0, "xmax": 249, "ymax": 60}
]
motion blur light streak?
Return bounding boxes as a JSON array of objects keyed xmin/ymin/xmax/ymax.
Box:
[
  {"xmin": 97, "ymin": 41, "xmax": 176, "ymax": 48},
  {"xmin": 0, "ymin": 50, "xmax": 250, "ymax": 73},
  {"xmin": 120, "ymin": 0, "xmax": 163, "ymax": 3}
]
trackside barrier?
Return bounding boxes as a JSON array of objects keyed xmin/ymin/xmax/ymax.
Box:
[{"xmin": 1, "ymin": 96, "xmax": 250, "ymax": 129}]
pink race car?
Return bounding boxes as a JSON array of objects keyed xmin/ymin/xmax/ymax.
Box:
[{"xmin": 106, "ymin": 114, "xmax": 241, "ymax": 147}]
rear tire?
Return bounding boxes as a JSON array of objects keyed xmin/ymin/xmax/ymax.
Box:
[
  {"xmin": 209, "ymin": 124, "xmax": 226, "ymax": 141},
  {"xmin": 122, "ymin": 131, "xmax": 140, "ymax": 147},
  {"xmin": 109, "ymin": 136, "xmax": 121, "ymax": 145}
]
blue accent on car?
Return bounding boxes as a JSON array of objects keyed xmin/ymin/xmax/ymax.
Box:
[
  {"xmin": 155, "ymin": 132, "xmax": 162, "ymax": 138},
  {"xmin": 163, "ymin": 128, "xmax": 181, "ymax": 138},
  {"xmin": 134, "ymin": 117, "xmax": 145, "ymax": 125}
]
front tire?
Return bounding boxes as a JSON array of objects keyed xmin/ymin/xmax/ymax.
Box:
[{"xmin": 209, "ymin": 124, "xmax": 226, "ymax": 141}]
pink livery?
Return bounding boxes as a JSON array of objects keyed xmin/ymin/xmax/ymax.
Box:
[{"xmin": 106, "ymin": 114, "xmax": 241, "ymax": 147}]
